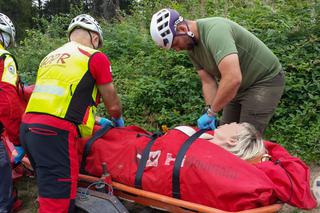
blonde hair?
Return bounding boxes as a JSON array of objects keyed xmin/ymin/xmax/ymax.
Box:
[{"xmin": 223, "ymin": 122, "xmax": 265, "ymax": 160}]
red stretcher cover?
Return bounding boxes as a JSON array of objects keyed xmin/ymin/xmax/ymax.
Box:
[{"xmin": 78, "ymin": 126, "xmax": 317, "ymax": 211}]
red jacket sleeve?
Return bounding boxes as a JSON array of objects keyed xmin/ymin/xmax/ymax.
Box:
[{"xmin": 89, "ymin": 52, "xmax": 113, "ymax": 85}]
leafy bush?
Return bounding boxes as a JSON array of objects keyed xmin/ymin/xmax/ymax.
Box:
[{"xmin": 16, "ymin": 0, "xmax": 320, "ymax": 163}]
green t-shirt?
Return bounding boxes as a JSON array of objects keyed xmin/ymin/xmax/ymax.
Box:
[{"xmin": 188, "ymin": 17, "xmax": 282, "ymax": 92}]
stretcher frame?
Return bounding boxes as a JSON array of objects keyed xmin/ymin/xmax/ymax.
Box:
[
  {"xmin": 78, "ymin": 174, "xmax": 282, "ymax": 213},
  {"xmin": 18, "ymin": 154, "xmax": 282, "ymax": 213}
]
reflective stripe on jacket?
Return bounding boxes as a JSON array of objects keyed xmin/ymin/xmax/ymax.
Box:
[{"xmin": 26, "ymin": 41, "xmax": 100, "ymax": 137}]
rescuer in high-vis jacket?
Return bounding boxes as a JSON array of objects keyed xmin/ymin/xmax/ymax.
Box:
[
  {"xmin": 20, "ymin": 14, "xmax": 124, "ymax": 212},
  {"xmin": 0, "ymin": 12, "xmax": 26, "ymax": 213}
]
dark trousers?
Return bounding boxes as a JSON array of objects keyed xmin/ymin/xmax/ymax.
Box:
[
  {"xmin": 221, "ymin": 71, "xmax": 285, "ymax": 134},
  {"xmin": 20, "ymin": 122, "xmax": 78, "ymax": 213},
  {"xmin": 0, "ymin": 139, "xmax": 13, "ymax": 213}
]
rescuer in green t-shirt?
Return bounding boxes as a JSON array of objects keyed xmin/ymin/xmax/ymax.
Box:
[{"xmin": 150, "ymin": 8, "xmax": 285, "ymax": 134}]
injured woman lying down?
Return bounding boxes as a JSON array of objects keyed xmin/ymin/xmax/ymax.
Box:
[
  {"xmin": 78, "ymin": 122, "xmax": 317, "ymax": 211},
  {"xmin": 174, "ymin": 122, "xmax": 269, "ymax": 163}
]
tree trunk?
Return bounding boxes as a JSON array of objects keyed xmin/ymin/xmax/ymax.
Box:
[
  {"xmin": 93, "ymin": 0, "xmax": 120, "ymax": 21},
  {"xmin": 200, "ymin": 0, "xmax": 206, "ymax": 17},
  {"xmin": 103, "ymin": 0, "xmax": 120, "ymax": 21}
]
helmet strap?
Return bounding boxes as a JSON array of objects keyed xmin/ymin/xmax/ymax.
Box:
[
  {"xmin": 185, "ymin": 22, "xmax": 197, "ymax": 45},
  {"xmin": 0, "ymin": 33, "xmax": 4, "ymax": 46},
  {"xmin": 0, "ymin": 32, "xmax": 10, "ymax": 49},
  {"xmin": 174, "ymin": 21, "xmax": 197, "ymax": 45},
  {"xmin": 87, "ymin": 30, "xmax": 98, "ymax": 49}
]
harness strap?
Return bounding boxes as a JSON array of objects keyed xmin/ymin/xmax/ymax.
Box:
[
  {"xmin": 0, "ymin": 122, "xmax": 3, "ymax": 134},
  {"xmin": 275, "ymin": 160, "xmax": 294, "ymax": 203},
  {"xmin": 80, "ymin": 125, "xmax": 113, "ymax": 174},
  {"xmin": 134, "ymin": 132, "xmax": 162, "ymax": 189},
  {"xmin": 172, "ymin": 129, "xmax": 208, "ymax": 198}
]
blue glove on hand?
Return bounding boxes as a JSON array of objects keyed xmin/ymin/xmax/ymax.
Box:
[
  {"xmin": 14, "ymin": 146, "xmax": 25, "ymax": 164},
  {"xmin": 197, "ymin": 113, "xmax": 217, "ymax": 130},
  {"xmin": 112, "ymin": 116, "xmax": 125, "ymax": 127},
  {"xmin": 97, "ymin": 117, "xmax": 113, "ymax": 127}
]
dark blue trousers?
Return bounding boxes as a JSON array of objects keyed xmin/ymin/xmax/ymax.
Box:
[{"xmin": 0, "ymin": 139, "xmax": 13, "ymax": 213}]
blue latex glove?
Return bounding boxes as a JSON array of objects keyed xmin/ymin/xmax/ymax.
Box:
[
  {"xmin": 197, "ymin": 113, "xmax": 217, "ymax": 130},
  {"xmin": 97, "ymin": 117, "xmax": 113, "ymax": 127},
  {"xmin": 14, "ymin": 146, "xmax": 25, "ymax": 164},
  {"xmin": 112, "ymin": 116, "xmax": 125, "ymax": 127}
]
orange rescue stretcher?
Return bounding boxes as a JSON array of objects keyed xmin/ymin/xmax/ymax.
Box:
[
  {"xmin": 19, "ymin": 156, "xmax": 282, "ymax": 213},
  {"xmin": 78, "ymin": 173, "xmax": 282, "ymax": 213}
]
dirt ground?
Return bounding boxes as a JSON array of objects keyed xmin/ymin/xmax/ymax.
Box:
[
  {"xmin": 279, "ymin": 163, "xmax": 320, "ymax": 213},
  {"xmin": 16, "ymin": 163, "xmax": 320, "ymax": 213}
]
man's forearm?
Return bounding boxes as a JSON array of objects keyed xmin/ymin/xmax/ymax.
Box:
[
  {"xmin": 211, "ymin": 77, "xmax": 240, "ymax": 113},
  {"xmin": 98, "ymin": 83, "xmax": 122, "ymax": 119},
  {"xmin": 104, "ymin": 96, "xmax": 122, "ymax": 119},
  {"xmin": 212, "ymin": 54, "xmax": 242, "ymax": 113},
  {"xmin": 202, "ymin": 81, "xmax": 217, "ymax": 106}
]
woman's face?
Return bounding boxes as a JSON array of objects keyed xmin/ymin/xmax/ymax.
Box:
[{"xmin": 212, "ymin": 123, "xmax": 244, "ymax": 146}]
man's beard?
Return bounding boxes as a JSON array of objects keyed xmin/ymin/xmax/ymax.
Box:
[{"xmin": 186, "ymin": 37, "xmax": 196, "ymax": 50}]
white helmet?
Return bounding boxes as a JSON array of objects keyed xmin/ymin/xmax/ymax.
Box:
[
  {"xmin": 150, "ymin": 8, "xmax": 184, "ymax": 49},
  {"xmin": 0, "ymin": 13, "xmax": 16, "ymax": 48},
  {"xmin": 68, "ymin": 14, "xmax": 103, "ymax": 48}
]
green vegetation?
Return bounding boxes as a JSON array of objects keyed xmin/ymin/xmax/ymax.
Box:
[{"xmin": 13, "ymin": 0, "xmax": 319, "ymax": 163}]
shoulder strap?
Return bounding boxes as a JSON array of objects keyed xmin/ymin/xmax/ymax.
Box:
[
  {"xmin": 0, "ymin": 52, "xmax": 6, "ymax": 60},
  {"xmin": 80, "ymin": 125, "xmax": 113, "ymax": 174},
  {"xmin": 134, "ymin": 132, "xmax": 162, "ymax": 189},
  {"xmin": 0, "ymin": 52, "xmax": 19, "ymax": 70},
  {"xmin": 172, "ymin": 129, "xmax": 208, "ymax": 198}
]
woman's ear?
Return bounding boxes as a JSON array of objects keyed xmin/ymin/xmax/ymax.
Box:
[{"xmin": 226, "ymin": 138, "xmax": 237, "ymax": 147}]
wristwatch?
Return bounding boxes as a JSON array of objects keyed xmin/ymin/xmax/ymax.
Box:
[{"xmin": 205, "ymin": 105, "xmax": 216, "ymax": 116}]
